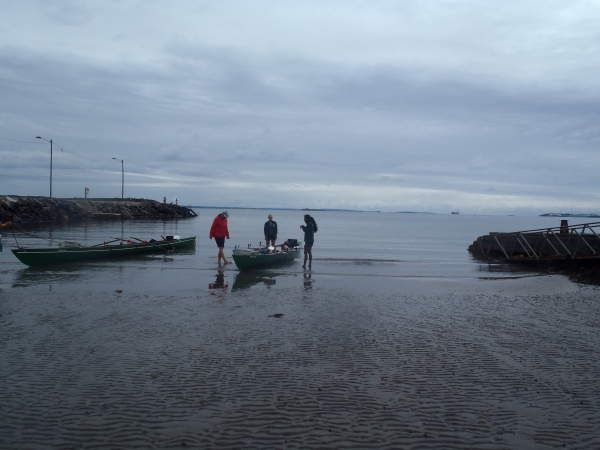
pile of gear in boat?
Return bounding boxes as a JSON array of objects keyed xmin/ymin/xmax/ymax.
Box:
[{"xmin": 259, "ymin": 239, "xmax": 299, "ymax": 254}]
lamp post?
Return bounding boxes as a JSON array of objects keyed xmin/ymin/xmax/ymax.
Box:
[
  {"xmin": 36, "ymin": 136, "xmax": 53, "ymax": 199},
  {"xmin": 112, "ymin": 158, "xmax": 124, "ymax": 199}
]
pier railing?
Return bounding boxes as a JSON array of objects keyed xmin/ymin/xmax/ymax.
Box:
[{"xmin": 468, "ymin": 221, "xmax": 600, "ymax": 262}]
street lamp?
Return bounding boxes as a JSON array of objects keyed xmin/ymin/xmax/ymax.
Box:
[
  {"xmin": 112, "ymin": 158, "xmax": 124, "ymax": 199},
  {"xmin": 36, "ymin": 136, "xmax": 53, "ymax": 199}
]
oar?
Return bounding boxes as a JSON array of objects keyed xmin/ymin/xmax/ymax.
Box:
[
  {"xmin": 89, "ymin": 237, "xmax": 126, "ymax": 248},
  {"xmin": 130, "ymin": 236, "xmax": 172, "ymax": 253},
  {"xmin": 110, "ymin": 237, "xmax": 131, "ymax": 242},
  {"xmin": 159, "ymin": 235, "xmax": 177, "ymax": 251},
  {"xmin": 11, "ymin": 228, "xmax": 21, "ymax": 249}
]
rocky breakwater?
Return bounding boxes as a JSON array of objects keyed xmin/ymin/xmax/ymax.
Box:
[{"xmin": 0, "ymin": 196, "xmax": 198, "ymax": 224}]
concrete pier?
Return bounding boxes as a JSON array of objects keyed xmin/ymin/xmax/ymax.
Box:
[{"xmin": 0, "ymin": 196, "xmax": 198, "ymax": 224}]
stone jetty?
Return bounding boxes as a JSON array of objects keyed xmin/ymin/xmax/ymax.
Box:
[{"xmin": 0, "ymin": 196, "xmax": 197, "ymax": 224}]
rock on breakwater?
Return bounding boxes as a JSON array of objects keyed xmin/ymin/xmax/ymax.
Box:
[{"xmin": 0, "ymin": 196, "xmax": 198, "ymax": 224}]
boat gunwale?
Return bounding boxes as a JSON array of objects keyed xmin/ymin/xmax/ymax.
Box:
[
  {"xmin": 10, "ymin": 236, "xmax": 196, "ymax": 267},
  {"xmin": 232, "ymin": 245, "xmax": 302, "ymax": 270},
  {"xmin": 13, "ymin": 237, "xmax": 196, "ymax": 254}
]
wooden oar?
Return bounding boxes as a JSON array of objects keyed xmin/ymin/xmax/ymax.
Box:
[
  {"xmin": 110, "ymin": 237, "xmax": 132, "ymax": 243},
  {"xmin": 130, "ymin": 236, "xmax": 172, "ymax": 253},
  {"xmin": 89, "ymin": 237, "xmax": 127, "ymax": 247},
  {"xmin": 159, "ymin": 235, "xmax": 177, "ymax": 251},
  {"xmin": 11, "ymin": 228, "xmax": 21, "ymax": 249}
]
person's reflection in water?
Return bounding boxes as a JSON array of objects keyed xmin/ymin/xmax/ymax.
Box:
[
  {"xmin": 209, "ymin": 270, "xmax": 228, "ymax": 291},
  {"xmin": 303, "ymin": 273, "xmax": 312, "ymax": 290}
]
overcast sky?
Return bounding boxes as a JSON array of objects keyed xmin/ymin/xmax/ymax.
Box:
[{"xmin": 1, "ymin": 0, "xmax": 599, "ymax": 214}]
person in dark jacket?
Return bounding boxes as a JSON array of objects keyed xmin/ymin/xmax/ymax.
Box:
[
  {"xmin": 300, "ymin": 214, "xmax": 318, "ymax": 269},
  {"xmin": 209, "ymin": 211, "xmax": 231, "ymax": 265},
  {"xmin": 264, "ymin": 214, "xmax": 278, "ymax": 247}
]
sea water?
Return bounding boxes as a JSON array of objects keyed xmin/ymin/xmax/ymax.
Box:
[{"xmin": 0, "ymin": 209, "xmax": 590, "ymax": 289}]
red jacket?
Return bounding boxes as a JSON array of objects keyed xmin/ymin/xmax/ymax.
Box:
[{"xmin": 209, "ymin": 215, "xmax": 230, "ymax": 239}]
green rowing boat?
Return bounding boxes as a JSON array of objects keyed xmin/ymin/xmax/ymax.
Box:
[
  {"xmin": 11, "ymin": 236, "xmax": 196, "ymax": 267},
  {"xmin": 232, "ymin": 239, "xmax": 303, "ymax": 270}
]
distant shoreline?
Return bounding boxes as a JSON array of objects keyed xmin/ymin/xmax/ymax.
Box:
[
  {"xmin": 191, "ymin": 206, "xmax": 449, "ymax": 214},
  {"xmin": 540, "ymin": 213, "xmax": 600, "ymax": 218},
  {"xmin": 191, "ymin": 206, "xmax": 381, "ymax": 213}
]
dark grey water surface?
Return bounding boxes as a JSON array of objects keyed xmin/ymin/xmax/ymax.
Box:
[
  {"xmin": 0, "ymin": 210, "xmax": 591, "ymax": 284},
  {"xmin": 1, "ymin": 211, "xmax": 599, "ymax": 449}
]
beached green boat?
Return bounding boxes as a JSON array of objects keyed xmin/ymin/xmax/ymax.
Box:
[
  {"xmin": 232, "ymin": 239, "xmax": 302, "ymax": 270},
  {"xmin": 11, "ymin": 236, "xmax": 196, "ymax": 267}
]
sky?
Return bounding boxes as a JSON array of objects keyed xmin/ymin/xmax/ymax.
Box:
[{"xmin": 1, "ymin": 0, "xmax": 600, "ymax": 215}]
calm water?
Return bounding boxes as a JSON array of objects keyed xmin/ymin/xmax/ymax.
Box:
[{"xmin": 0, "ymin": 209, "xmax": 589, "ymax": 290}]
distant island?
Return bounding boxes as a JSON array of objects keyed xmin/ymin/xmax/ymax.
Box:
[{"xmin": 540, "ymin": 213, "xmax": 600, "ymax": 218}]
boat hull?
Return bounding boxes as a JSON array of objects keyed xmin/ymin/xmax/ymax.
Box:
[
  {"xmin": 232, "ymin": 247, "xmax": 301, "ymax": 270},
  {"xmin": 11, "ymin": 236, "xmax": 196, "ymax": 267}
]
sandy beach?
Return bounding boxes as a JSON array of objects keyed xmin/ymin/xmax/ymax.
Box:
[{"xmin": 1, "ymin": 266, "xmax": 599, "ymax": 449}]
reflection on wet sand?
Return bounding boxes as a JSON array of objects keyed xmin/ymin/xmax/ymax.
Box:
[
  {"xmin": 303, "ymin": 273, "xmax": 312, "ymax": 290},
  {"xmin": 10, "ymin": 247, "xmax": 199, "ymax": 287},
  {"xmin": 12, "ymin": 266, "xmax": 85, "ymax": 288},
  {"xmin": 232, "ymin": 271, "xmax": 279, "ymax": 291},
  {"xmin": 231, "ymin": 270, "xmax": 316, "ymax": 291},
  {"xmin": 208, "ymin": 270, "xmax": 228, "ymax": 291}
]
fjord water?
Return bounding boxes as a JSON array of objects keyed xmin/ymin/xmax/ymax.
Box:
[{"xmin": 2, "ymin": 210, "xmax": 600, "ymax": 449}]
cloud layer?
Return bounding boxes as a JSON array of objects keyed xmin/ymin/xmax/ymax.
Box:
[{"xmin": 1, "ymin": 0, "xmax": 600, "ymax": 214}]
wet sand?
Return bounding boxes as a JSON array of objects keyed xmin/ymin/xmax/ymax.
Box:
[{"xmin": 1, "ymin": 268, "xmax": 599, "ymax": 449}]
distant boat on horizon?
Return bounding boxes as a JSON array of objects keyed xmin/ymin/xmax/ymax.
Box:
[{"xmin": 451, "ymin": 211, "xmax": 459, "ymax": 215}]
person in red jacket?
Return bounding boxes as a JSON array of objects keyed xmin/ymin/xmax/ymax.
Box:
[{"xmin": 209, "ymin": 211, "xmax": 231, "ymax": 265}]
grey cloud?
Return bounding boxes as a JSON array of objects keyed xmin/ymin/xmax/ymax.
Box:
[{"xmin": 2, "ymin": 2, "xmax": 600, "ymax": 213}]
